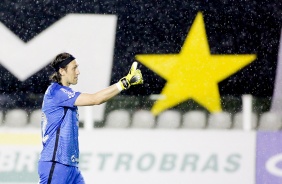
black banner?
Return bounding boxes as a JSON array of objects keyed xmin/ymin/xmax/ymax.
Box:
[{"xmin": 0, "ymin": 0, "xmax": 281, "ymax": 110}]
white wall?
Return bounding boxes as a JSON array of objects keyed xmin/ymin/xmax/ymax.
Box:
[{"xmin": 0, "ymin": 129, "xmax": 255, "ymax": 184}]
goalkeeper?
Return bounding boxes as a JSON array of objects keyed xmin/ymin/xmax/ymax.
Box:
[{"xmin": 37, "ymin": 52, "xmax": 143, "ymax": 184}]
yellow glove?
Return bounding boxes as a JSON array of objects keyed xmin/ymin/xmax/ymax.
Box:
[{"xmin": 117, "ymin": 62, "xmax": 143, "ymax": 90}]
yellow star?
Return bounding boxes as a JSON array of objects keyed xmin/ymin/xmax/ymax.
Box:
[{"xmin": 135, "ymin": 12, "xmax": 256, "ymax": 115}]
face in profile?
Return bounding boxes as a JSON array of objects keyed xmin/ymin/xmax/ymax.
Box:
[{"xmin": 63, "ymin": 60, "xmax": 80, "ymax": 86}]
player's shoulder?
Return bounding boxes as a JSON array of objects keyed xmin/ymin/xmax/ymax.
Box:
[
  {"xmin": 45, "ymin": 83, "xmax": 65, "ymax": 96},
  {"xmin": 59, "ymin": 86, "xmax": 77, "ymax": 99},
  {"xmin": 45, "ymin": 83, "xmax": 60, "ymax": 95},
  {"xmin": 45, "ymin": 83, "xmax": 79, "ymax": 99}
]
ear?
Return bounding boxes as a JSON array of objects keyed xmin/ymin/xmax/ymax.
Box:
[{"xmin": 59, "ymin": 68, "xmax": 66, "ymax": 76}]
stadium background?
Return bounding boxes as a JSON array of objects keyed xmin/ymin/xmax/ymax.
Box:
[{"xmin": 0, "ymin": 0, "xmax": 282, "ymax": 183}]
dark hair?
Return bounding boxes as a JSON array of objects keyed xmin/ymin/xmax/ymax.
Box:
[{"xmin": 49, "ymin": 52, "xmax": 72, "ymax": 83}]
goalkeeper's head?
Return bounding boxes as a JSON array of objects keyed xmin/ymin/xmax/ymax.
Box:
[{"xmin": 50, "ymin": 52, "xmax": 80, "ymax": 86}]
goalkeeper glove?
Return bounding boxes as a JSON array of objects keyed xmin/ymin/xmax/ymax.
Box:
[{"xmin": 117, "ymin": 62, "xmax": 143, "ymax": 91}]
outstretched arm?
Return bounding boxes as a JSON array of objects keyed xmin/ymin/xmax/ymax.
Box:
[
  {"xmin": 74, "ymin": 62, "xmax": 143, "ymax": 106},
  {"xmin": 74, "ymin": 84, "xmax": 120, "ymax": 106}
]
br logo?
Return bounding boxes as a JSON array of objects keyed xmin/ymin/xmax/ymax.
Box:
[{"xmin": 266, "ymin": 153, "xmax": 282, "ymax": 177}]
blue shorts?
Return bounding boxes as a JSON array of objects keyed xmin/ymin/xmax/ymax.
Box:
[{"xmin": 38, "ymin": 161, "xmax": 85, "ymax": 184}]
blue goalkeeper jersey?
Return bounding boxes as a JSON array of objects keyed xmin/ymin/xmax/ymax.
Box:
[{"xmin": 39, "ymin": 82, "xmax": 81, "ymax": 167}]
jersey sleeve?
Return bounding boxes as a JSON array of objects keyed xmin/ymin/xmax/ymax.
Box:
[{"xmin": 53, "ymin": 87, "xmax": 81, "ymax": 107}]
